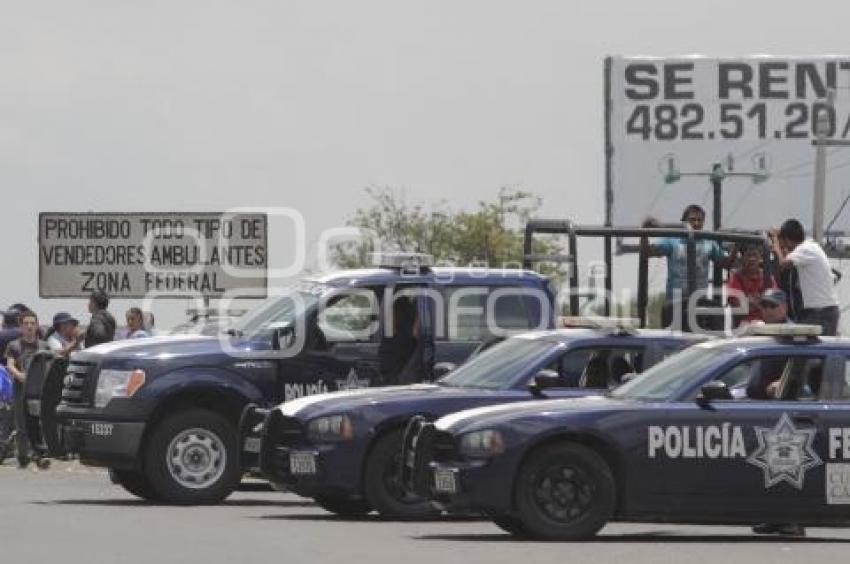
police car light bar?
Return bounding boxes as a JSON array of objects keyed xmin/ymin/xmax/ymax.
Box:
[
  {"xmin": 559, "ymin": 316, "xmax": 640, "ymax": 332},
  {"xmin": 368, "ymin": 252, "xmax": 434, "ymax": 270},
  {"xmin": 741, "ymin": 323, "xmax": 822, "ymax": 338}
]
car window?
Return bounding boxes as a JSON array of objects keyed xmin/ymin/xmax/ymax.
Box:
[
  {"xmin": 612, "ymin": 345, "xmax": 737, "ymax": 401},
  {"xmin": 492, "ymin": 292, "xmax": 532, "ymax": 331},
  {"xmin": 445, "ymin": 287, "xmax": 488, "ymax": 341},
  {"xmin": 444, "ymin": 287, "xmax": 536, "ymax": 342},
  {"xmin": 316, "ymin": 290, "xmax": 379, "ymax": 343},
  {"xmin": 840, "ymin": 360, "xmax": 850, "ymax": 400},
  {"xmin": 439, "ymin": 337, "xmax": 561, "ymax": 389},
  {"xmin": 711, "ymin": 356, "xmax": 825, "ymax": 401},
  {"xmin": 546, "ymin": 347, "xmax": 642, "ymax": 388}
]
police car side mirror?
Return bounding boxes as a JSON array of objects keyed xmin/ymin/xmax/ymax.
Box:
[
  {"xmin": 528, "ymin": 369, "xmax": 562, "ymax": 397},
  {"xmin": 271, "ymin": 324, "xmax": 295, "ymax": 351},
  {"xmin": 620, "ymin": 372, "xmax": 637, "ymax": 384},
  {"xmin": 433, "ymin": 362, "xmax": 456, "ymax": 379},
  {"xmin": 696, "ymin": 381, "xmax": 732, "ymax": 406}
]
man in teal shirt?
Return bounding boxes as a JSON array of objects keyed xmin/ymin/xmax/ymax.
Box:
[{"xmin": 645, "ymin": 204, "xmax": 733, "ymax": 329}]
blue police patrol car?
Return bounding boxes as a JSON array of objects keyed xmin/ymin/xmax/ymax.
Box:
[
  {"xmin": 403, "ymin": 324, "xmax": 850, "ymax": 539},
  {"xmin": 46, "ymin": 254, "xmax": 557, "ymax": 504},
  {"xmin": 255, "ymin": 322, "xmax": 706, "ymax": 518}
]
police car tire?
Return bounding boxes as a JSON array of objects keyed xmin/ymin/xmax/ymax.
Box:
[
  {"xmin": 515, "ymin": 443, "xmax": 615, "ymax": 541},
  {"xmin": 144, "ymin": 409, "xmax": 240, "ymax": 505},
  {"xmin": 314, "ymin": 495, "xmax": 372, "ymax": 517},
  {"xmin": 492, "ymin": 515, "xmax": 531, "ymax": 538},
  {"xmin": 109, "ymin": 468, "xmax": 160, "ymax": 501},
  {"xmin": 364, "ymin": 430, "xmax": 440, "ymax": 519}
]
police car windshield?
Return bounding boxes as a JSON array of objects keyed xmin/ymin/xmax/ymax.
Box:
[
  {"xmin": 230, "ymin": 281, "xmax": 326, "ymax": 336},
  {"xmin": 439, "ymin": 338, "xmax": 560, "ymax": 390},
  {"xmin": 610, "ymin": 345, "xmax": 735, "ymax": 401}
]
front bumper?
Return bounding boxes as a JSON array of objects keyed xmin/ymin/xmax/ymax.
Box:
[
  {"xmin": 257, "ymin": 410, "xmax": 367, "ymax": 499},
  {"xmin": 403, "ymin": 419, "xmax": 514, "ymax": 513},
  {"xmin": 60, "ymin": 418, "xmax": 145, "ymax": 470}
]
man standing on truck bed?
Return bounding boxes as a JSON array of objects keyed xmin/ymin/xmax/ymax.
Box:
[
  {"xmin": 769, "ymin": 218, "xmax": 839, "ymax": 336},
  {"xmin": 84, "ymin": 290, "xmax": 116, "ymax": 348},
  {"xmin": 643, "ymin": 204, "xmax": 735, "ymax": 330}
]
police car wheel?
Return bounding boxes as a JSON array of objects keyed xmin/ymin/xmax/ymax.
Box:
[
  {"xmin": 491, "ymin": 515, "xmax": 530, "ymax": 538},
  {"xmin": 515, "ymin": 443, "xmax": 615, "ymax": 541},
  {"xmin": 314, "ymin": 495, "xmax": 372, "ymax": 517},
  {"xmin": 109, "ymin": 468, "xmax": 160, "ymax": 501},
  {"xmin": 144, "ymin": 409, "xmax": 240, "ymax": 505},
  {"xmin": 364, "ymin": 430, "xmax": 440, "ymax": 519}
]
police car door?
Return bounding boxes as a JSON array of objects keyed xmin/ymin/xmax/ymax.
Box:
[
  {"xmin": 660, "ymin": 353, "xmax": 829, "ymax": 522},
  {"xmin": 821, "ymin": 355, "xmax": 850, "ymax": 515},
  {"xmin": 279, "ymin": 287, "xmax": 382, "ymax": 401}
]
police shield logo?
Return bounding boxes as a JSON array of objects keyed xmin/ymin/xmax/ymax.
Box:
[
  {"xmin": 747, "ymin": 413, "xmax": 822, "ymax": 490},
  {"xmin": 335, "ymin": 368, "xmax": 370, "ymax": 392}
]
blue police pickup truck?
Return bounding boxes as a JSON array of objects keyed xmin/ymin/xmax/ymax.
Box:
[
  {"xmin": 51, "ymin": 254, "xmax": 556, "ymax": 504},
  {"xmin": 404, "ymin": 324, "xmax": 850, "ymax": 540},
  {"xmin": 254, "ymin": 324, "xmax": 705, "ymax": 518}
]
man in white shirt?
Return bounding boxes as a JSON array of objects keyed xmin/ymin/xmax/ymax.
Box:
[{"xmin": 768, "ymin": 219, "xmax": 839, "ymax": 335}]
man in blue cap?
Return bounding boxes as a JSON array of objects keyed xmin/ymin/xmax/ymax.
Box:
[
  {"xmin": 760, "ymin": 288, "xmax": 791, "ymax": 325},
  {"xmin": 751, "ymin": 287, "xmax": 805, "ymax": 537},
  {"xmin": 48, "ymin": 312, "xmax": 80, "ymax": 358}
]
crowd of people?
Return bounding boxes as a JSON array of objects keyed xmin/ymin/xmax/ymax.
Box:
[
  {"xmin": 0, "ymin": 290, "xmax": 153, "ymax": 469},
  {"xmin": 644, "ymin": 205, "xmax": 840, "ymax": 335}
]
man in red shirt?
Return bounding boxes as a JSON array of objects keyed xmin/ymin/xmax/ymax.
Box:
[{"xmin": 727, "ymin": 244, "xmax": 776, "ymax": 324}]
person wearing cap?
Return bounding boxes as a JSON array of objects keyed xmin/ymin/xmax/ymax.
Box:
[
  {"xmin": 747, "ymin": 287, "xmax": 805, "ymax": 537},
  {"xmin": 760, "ymin": 288, "xmax": 791, "ymax": 325},
  {"xmin": 48, "ymin": 312, "xmax": 81, "ymax": 358},
  {"xmin": 768, "ymin": 219, "xmax": 839, "ymax": 335}
]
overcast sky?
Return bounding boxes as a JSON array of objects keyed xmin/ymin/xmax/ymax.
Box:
[{"xmin": 3, "ymin": 0, "xmax": 850, "ymax": 328}]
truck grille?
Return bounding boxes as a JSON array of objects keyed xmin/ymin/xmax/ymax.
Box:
[{"xmin": 61, "ymin": 361, "xmax": 97, "ymax": 407}]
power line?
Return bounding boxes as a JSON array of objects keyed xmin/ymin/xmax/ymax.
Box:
[
  {"xmin": 772, "ymin": 147, "xmax": 842, "ymax": 176},
  {"xmin": 644, "ymin": 182, "xmax": 671, "ymax": 217},
  {"xmin": 731, "ymin": 139, "xmax": 773, "ymax": 163},
  {"xmin": 724, "ymin": 183, "xmax": 758, "ymax": 225},
  {"xmin": 776, "ymin": 157, "xmax": 850, "ymax": 180}
]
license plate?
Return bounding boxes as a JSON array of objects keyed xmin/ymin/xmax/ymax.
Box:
[
  {"xmin": 433, "ymin": 468, "xmax": 458, "ymax": 494},
  {"xmin": 243, "ymin": 437, "xmax": 262, "ymax": 454},
  {"xmin": 290, "ymin": 452, "xmax": 317, "ymax": 475}
]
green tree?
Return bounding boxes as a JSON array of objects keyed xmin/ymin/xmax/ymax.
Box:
[{"xmin": 332, "ymin": 186, "xmax": 562, "ymax": 274}]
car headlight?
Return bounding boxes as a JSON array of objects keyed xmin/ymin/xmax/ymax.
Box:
[
  {"xmin": 94, "ymin": 369, "xmax": 146, "ymax": 408},
  {"xmin": 459, "ymin": 429, "xmax": 505, "ymax": 458},
  {"xmin": 306, "ymin": 415, "xmax": 354, "ymax": 442}
]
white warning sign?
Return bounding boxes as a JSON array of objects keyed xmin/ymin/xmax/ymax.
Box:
[{"xmin": 39, "ymin": 212, "xmax": 267, "ymax": 298}]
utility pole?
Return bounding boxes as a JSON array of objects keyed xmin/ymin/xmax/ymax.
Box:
[{"xmin": 812, "ymin": 89, "xmax": 836, "ymax": 243}]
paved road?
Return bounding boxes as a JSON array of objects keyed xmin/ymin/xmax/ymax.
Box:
[{"xmin": 2, "ymin": 460, "xmax": 850, "ymax": 564}]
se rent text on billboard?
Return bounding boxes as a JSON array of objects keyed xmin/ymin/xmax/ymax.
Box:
[{"xmin": 605, "ymin": 56, "xmax": 850, "ymax": 229}]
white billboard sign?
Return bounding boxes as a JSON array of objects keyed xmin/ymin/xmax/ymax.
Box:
[
  {"xmin": 39, "ymin": 212, "xmax": 268, "ymax": 298},
  {"xmin": 605, "ymin": 56, "xmax": 850, "ymax": 230}
]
